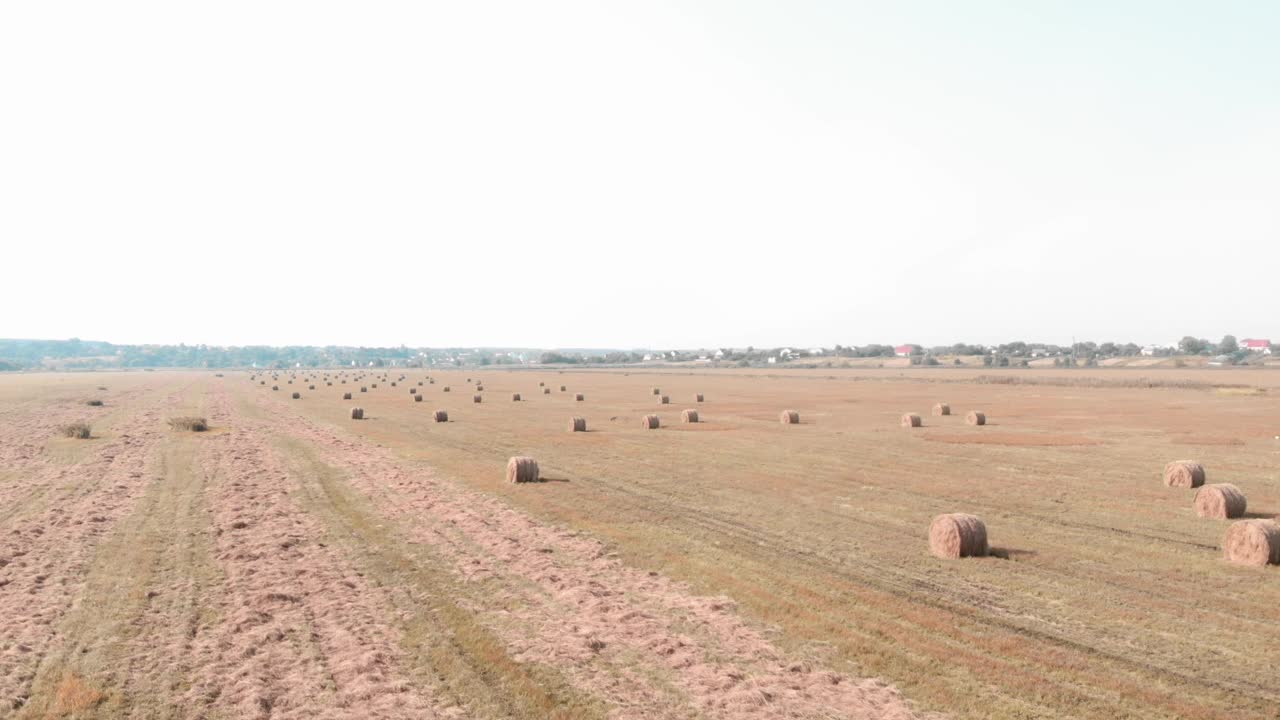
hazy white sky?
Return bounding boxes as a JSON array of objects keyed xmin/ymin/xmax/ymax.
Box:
[{"xmin": 2, "ymin": 1, "xmax": 1277, "ymax": 349}]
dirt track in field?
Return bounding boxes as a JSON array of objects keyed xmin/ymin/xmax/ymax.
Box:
[{"xmin": 1, "ymin": 372, "xmax": 930, "ymax": 720}]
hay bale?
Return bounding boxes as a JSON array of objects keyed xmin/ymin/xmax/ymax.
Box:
[
  {"xmin": 902, "ymin": 413, "xmax": 922, "ymax": 428},
  {"xmin": 780, "ymin": 410, "xmax": 799, "ymax": 424},
  {"xmin": 433, "ymin": 410, "xmax": 448, "ymax": 422},
  {"xmin": 418, "ymin": 381, "xmax": 423, "ymax": 386},
  {"xmin": 682, "ymin": 409, "xmax": 699, "ymax": 423},
  {"xmin": 292, "ymin": 392, "xmax": 301, "ymax": 399},
  {"xmin": 1164, "ymin": 460, "xmax": 1206, "ymax": 488},
  {"xmin": 167, "ymin": 416, "xmax": 208, "ymax": 432},
  {"xmin": 965, "ymin": 411, "xmax": 985, "ymax": 426},
  {"xmin": 659, "ymin": 395, "xmax": 670, "ymax": 404},
  {"xmin": 414, "ymin": 394, "xmax": 423, "ymax": 402},
  {"xmin": 261, "ymin": 381, "xmax": 266, "ymax": 385},
  {"xmin": 652, "ymin": 387, "xmax": 661, "ymax": 395},
  {"xmin": 59, "ymin": 422, "xmax": 92, "ymax": 439},
  {"xmin": 343, "ymin": 392, "xmax": 352, "ymax": 400},
  {"xmin": 391, "ymin": 382, "xmax": 397, "ymax": 386},
  {"xmin": 575, "ymin": 393, "xmax": 584, "ymax": 401},
  {"xmin": 511, "ymin": 393, "xmax": 522, "ymax": 401},
  {"xmin": 642, "ymin": 414, "xmax": 660, "ymax": 429},
  {"xmin": 361, "ymin": 386, "xmax": 368, "ymax": 393},
  {"xmin": 86, "ymin": 399, "xmax": 103, "ymax": 407},
  {"xmin": 543, "ymin": 387, "xmax": 551, "ymax": 394},
  {"xmin": 409, "ymin": 388, "xmax": 416, "ymax": 394},
  {"xmin": 932, "ymin": 403, "xmax": 950, "ymax": 416},
  {"xmin": 443, "ymin": 386, "xmax": 451, "ymax": 392},
  {"xmin": 350, "ymin": 407, "xmax": 364, "ymax": 420},
  {"xmin": 695, "ymin": 393, "xmax": 704, "ymax": 402},
  {"xmin": 929, "ymin": 513, "xmax": 988, "ymax": 558},
  {"xmin": 569, "ymin": 416, "xmax": 586, "ymax": 432},
  {"xmin": 272, "ymin": 385, "xmax": 279, "ymax": 391},
  {"xmin": 539, "ymin": 382, "xmax": 545, "ymax": 387},
  {"xmin": 476, "ymin": 385, "xmax": 484, "ymax": 391},
  {"xmin": 473, "ymin": 394, "xmax": 482, "ymax": 403},
  {"xmin": 1194, "ymin": 483, "xmax": 1247, "ymax": 519},
  {"xmin": 506, "ymin": 456, "xmax": 539, "ymax": 483},
  {"xmin": 560, "ymin": 385, "xmax": 567, "ymax": 391},
  {"xmin": 1222, "ymin": 520, "xmax": 1280, "ymax": 566}
]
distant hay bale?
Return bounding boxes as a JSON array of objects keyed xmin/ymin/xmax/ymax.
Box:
[
  {"xmin": 1194, "ymin": 483, "xmax": 1247, "ymax": 519},
  {"xmin": 291, "ymin": 392, "xmax": 301, "ymax": 399},
  {"xmin": 414, "ymin": 394, "xmax": 423, "ymax": 402},
  {"xmin": 86, "ymin": 399, "xmax": 103, "ymax": 407},
  {"xmin": 965, "ymin": 411, "xmax": 985, "ymax": 426},
  {"xmin": 652, "ymin": 387, "xmax": 661, "ymax": 395},
  {"xmin": 473, "ymin": 394, "xmax": 482, "ymax": 403},
  {"xmin": 506, "ymin": 456, "xmax": 539, "ymax": 483},
  {"xmin": 476, "ymin": 385, "xmax": 484, "ymax": 391},
  {"xmin": 371, "ymin": 383, "xmax": 377, "ymax": 388},
  {"xmin": 343, "ymin": 392, "xmax": 352, "ymax": 400},
  {"xmin": 569, "ymin": 416, "xmax": 586, "ymax": 432},
  {"xmin": 433, "ymin": 409, "xmax": 448, "ymax": 422},
  {"xmin": 695, "ymin": 393, "xmax": 704, "ymax": 402},
  {"xmin": 929, "ymin": 513, "xmax": 988, "ymax": 559},
  {"xmin": 1163, "ymin": 460, "xmax": 1206, "ymax": 488},
  {"xmin": 59, "ymin": 421, "xmax": 92, "ymax": 439},
  {"xmin": 511, "ymin": 393, "xmax": 522, "ymax": 401},
  {"xmin": 261, "ymin": 381, "xmax": 266, "ymax": 385},
  {"xmin": 360, "ymin": 386, "xmax": 368, "ymax": 393},
  {"xmin": 1222, "ymin": 520, "xmax": 1280, "ymax": 566},
  {"xmin": 682, "ymin": 409, "xmax": 699, "ymax": 423},
  {"xmin": 409, "ymin": 388, "xmax": 416, "ymax": 394},
  {"xmin": 309, "ymin": 385, "xmax": 315, "ymax": 390},
  {"xmin": 642, "ymin": 414, "xmax": 660, "ymax": 429},
  {"xmin": 418, "ymin": 381, "xmax": 423, "ymax": 386},
  {"xmin": 391, "ymin": 382, "xmax": 397, "ymax": 386},
  {"xmin": 539, "ymin": 381, "xmax": 545, "ymax": 386},
  {"xmin": 167, "ymin": 416, "xmax": 208, "ymax": 432},
  {"xmin": 932, "ymin": 403, "xmax": 950, "ymax": 416},
  {"xmin": 659, "ymin": 395, "xmax": 670, "ymax": 404},
  {"xmin": 350, "ymin": 407, "xmax": 364, "ymax": 420},
  {"xmin": 575, "ymin": 393, "xmax": 584, "ymax": 401},
  {"xmin": 780, "ymin": 410, "xmax": 799, "ymax": 424},
  {"xmin": 543, "ymin": 387, "xmax": 551, "ymax": 394},
  {"xmin": 902, "ymin": 413, "xmax": 922, "ymax": 428},
  {"xmin": 443, "ymin": 386, "xmax": 451, "ymax": 392},
  {"xmin": 560, "ymin": 385, "xmax": 567, "ymax": 391},
  {"xmin": 272, "ymin": 385, "xmax": 279, "ymax": 391}
]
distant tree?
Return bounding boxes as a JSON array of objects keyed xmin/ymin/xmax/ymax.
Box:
[
  {"xmin": 1179, "ymin": 336, "xmax": 1208, "ymax": 355},
  {"xmin": 1218, "ymin": 335, "xmax": 1239, "ymax": 354}
]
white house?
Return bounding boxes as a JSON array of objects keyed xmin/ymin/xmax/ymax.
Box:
[
  {"xmin": 809, "ymin": 348, "xmax": 824, "ymax": 356},
  {"xmin": 713, "ymin": 349, "xmax": 725, "ymax": 358},
  {"xmin": 767, "ymin": 356, "xmax": 778, "ymax": 364}
]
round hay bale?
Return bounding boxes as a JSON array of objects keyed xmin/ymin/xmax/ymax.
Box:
[
  {"xmin": 414, "ymin": 394, "xmax": 423, "ymax": 402},
  {"xmin": 695, "ymin": 393, "xmax": 704, "ymax": 402},
  {"xmin": 350, "ymin": 407, "xmax": 364, "ymax": 420},
  {"xmin": 418, "ymin": 381, "xmax": 423, "ymax": 386},
  {"xmin": 642, "ymin": 414, "xmax": 660, "ymax": 429},
  {"xmin": 902, "ymin": 413, "xmax": 922, "ymax": 428},
  {"xmin": 681, "ymin": 409, "xmax": 699, "ymax": 423},
  {"xmin": 292, "ymin": 392, "xmax": 301, "ymax": 399},
  {"xmin": 568, "ymin": 416, "xmax": 586, "ymax": 432},
  {"xmin": 409, "ymin": 388, "xmax": 416, "ymax": 394},
  {"xmin": 371, "ymin": 383, "xmax": 377, "ymax": 388},
  {"xmin": 261, "ymin": 381, "xmax": 266, "ymax": 385},
  {"xmin": 543, "ymin": 387, "xmax": 551, "ymax": 394},
  {"xmin": 511, "ymin": 393, "xmax": 522, "ymax": 401},
  {"xmin": 652, "ymin": 387, "xmax": 661, "ymax": 395},
  {"xmin": 473, "ymin": 394, "xmax": 482, "ymax": 403},
  {"xmin": 539, "ymin": 381, "xmax": 545, "ymax": 387},
  {"xmin": 1194, "ymin": 483, "xmax": 1247, "ymax": 519},
  {"xmin": 360, "ymin": 386, "xmax": 368, "ymax": 393},
  {"xmin": 928, "ymin": 513, "xmax": 988, "ymax": 559},
  {"xmin": 343, "ymin": 392, "xmax": 352, "ymax": 400},
  {"xmin": 272, "ymin": 385, "xmax": 279, "ymax": 391},
  {"xmin": 391, "ymin": 382, "xmax": 397, "ymax": 387},
  {"xmin": 433, "ymin": 410, "xmax": 448, "ymax": 422},
  {"xmin": 965, "ymin": 411, "xmax": 985, "ymax": 426},
  {"xmin": 932, "ymin": 403, "xmax": 950, "ymax": 416},
  {"xmin": 560, "ymin": 385, "xmax": 567, "ymax": 391},
  {"xmin": 659, "ymin": 395, "xmax": 670, "ymax": 404},
  {"xmin": 575, "ymin": 393, "xmax": 584, "ymax": 401},
  {"xmin": 476, "ymin": 384, "xmax": 484, "ymax": 391},
  {"xmin": 506, "ymin": 456, "xmax": 539, "ymax": 483},
  {"xmin": 308, "ymin": 385, "xmax": 315, "ymax": 390},
  {"xmin": 780, "ymin": 410, "xmax": 799, "ymax": 424},
  {"xmin": 1164, "ymin": 460, "xmax": 1206, "ymax": 488},
  {"xmin": 1222, "ymin": 520, "xmax": 1280, "ymax": 566}
]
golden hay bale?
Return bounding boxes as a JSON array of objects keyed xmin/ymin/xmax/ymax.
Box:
[
  {"xmin": 965, "ymin": 411, "xmax": 985, "ymax": 426},
  {"xmin": 902, "ymin": 413, "xmax": 922, "ymax": 428},
  {"xmin": 433, "ymin": 410, "xmax": 448, "ymax": 422},
  {"xmin": 568, "ymin": 416, "xmax": 586, "ymax": 432},
  {"xmin": 575, "ymin": 393, "xmax": 584, "ymax": 401},
  {"xmin": 932, "ymin": 403, "xmax": 950, "ymax": 416},
  {"xmin": 543, "ymin": 387, "xmax": 551, "ymax": 394},
  {"xmin": 360, "ymin": 386, "xmax": 368, "ymax": 393},
  {"xmin": 511, "ymin": 393, "xmax": 522, "ymax": 401},
  {"xmin": 506, "ymin": 456, "xmax": 539, "ymax": 483},
  {"xmin": 473, "ymin": 394, "xmax": 482, "ymax": 403},
  {"xmin": 308, "ymin": 384, "xmax": 315, "ymax": 390},
  {"xmin": 539, "ymin": 381, "xmax": 545, "ymax": 386},
  {"xmin": 350, "ymin": 407, "xmax": 364, "ymax": 420},
  {"xmin": 409, "ymin": 388, "xmax": 416, "ymax": 394},
  {"xmin": 443, "ymin": 386, "xmax": 451, "ymax": 392},
  {"xmin": 391, "ymin": 382, "xmax": 397, "ymax": 386},
  {"xmin": 291, "ymin": 392, "xmax": 301, "ymax": 399},
  {"xmin": 260, "ymin": 381, "xmax": 266, "ymax": 385},
  {"xmin": 642, "ymin": 414, "xmax": 660, "ymax": 429},
  {"xmin": 414, "ymin": 394, "xmax": 423, "ymax": 402},
  {"xmin": 168, "ymin": 416, "xmax": 208, "ymax": 432},
  {"xmin": 780, "ymin": 410, "xmax": 799, "ymax": 424},
  {"xmin": 652, "ymin": 387, "xmax": 661, "ymax": 395},
  {"xmin": 343, "ymin": 392, "xmax": 352, "ymax": 400},
  {"xmin": 928, "ymin": 513, "xmax": 988, "ymax": 559},
  {"xmin": 1222, "ymin": 519, "xmax": 1280, "ymax": 566},
  {"xmin": 59, "ymin": 422, "xmax": 92, "ymax": 439},
  {"xmin": 371, "ymin": 383, "xmax": 377, "ymax": 388},
  {"xmin": 418, "ymin": 381, "xmax": 423, "ymax": 386},
  {"xmin": 1163, "ymin": 460, "xmax": 1206, "ymax": 488},
  {"xmin": 695, "ymin": 393, "xmax": 704, "ymax": 402},
  {"xmin": 1194, "ymin": 483, "xmax": 1247, "ymax": 519},
  {"xmin": 476, "ymin": 384, "xmax": 484, "ymax": 391},
  {"xmin": 272, "ymin": 385, "xmax": 279, "ymax": 391},
  {"xmin": 682, "ymin": 409, "xmax": 699, "ymax": 423},
  {"xmin": 560, "ymin": 385, "xmax": 567, "ymax": 391},
  {"xmin": 659, "ymin": 395, "xmax": 670, "ymax": 404}
]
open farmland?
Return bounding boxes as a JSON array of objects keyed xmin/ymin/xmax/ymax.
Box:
[{"xmin": 2, "ymin": 368, "xmax": 1279, "ymax": 719}]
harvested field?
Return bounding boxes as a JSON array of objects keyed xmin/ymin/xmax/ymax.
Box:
[{"xmin": 2, "ymin": 367, "xmax": 1280, "ymax": 719}]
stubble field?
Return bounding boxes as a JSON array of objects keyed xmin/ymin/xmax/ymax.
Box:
[{"xmin": 1, "ymin": 367, "xmax": 1278, "ymax": 719}]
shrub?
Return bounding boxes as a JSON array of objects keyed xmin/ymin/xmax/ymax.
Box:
[
  {"xmin": 168, "ymin": 416, "xmax": 209, "ymax": 432},
  {"xmin": 60, "ymin": 422, "xmax": 92, "ymax": 439},
  {"xmin": 86, "ymin": 399, "xmax": 103, "ymax": 406}
]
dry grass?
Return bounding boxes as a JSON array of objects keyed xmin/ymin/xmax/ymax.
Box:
[
  {"xmin": 167, "ymin": 416, "xmax": 208, "ymax": 432},
  {"xmin": 59, "ymin": 421, "xmax": 92, "ymax": 439}
]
